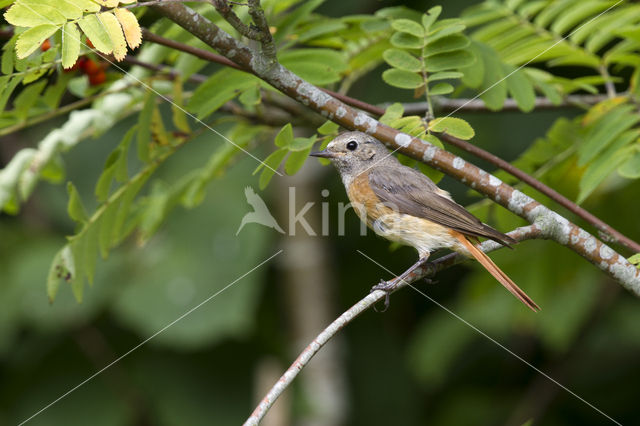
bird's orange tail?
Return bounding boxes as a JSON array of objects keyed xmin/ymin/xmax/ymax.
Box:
[{"xmin": 454, "ymin": 233, "xmax": 540, "ymax": 312}]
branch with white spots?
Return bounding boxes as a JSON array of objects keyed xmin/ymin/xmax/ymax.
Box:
[{"xmin": 155, "ymin": 2, "xmax": 639, "ymax": 295}]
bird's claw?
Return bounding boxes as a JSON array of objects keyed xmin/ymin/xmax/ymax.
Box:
[{"xmin": 371, "ymin": 279, "xmax": 394, "ymax": 312}]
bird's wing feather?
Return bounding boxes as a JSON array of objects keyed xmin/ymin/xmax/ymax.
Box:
[{"xmin": 368, "ymin": 166, "xmax": 516, "ymax": 246}]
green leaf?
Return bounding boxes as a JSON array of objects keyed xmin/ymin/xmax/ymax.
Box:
[
  {"xmin": 15, "ymin": 24, "xmax": 57, "ymax": 59},
  {"xmin": 67, "ymin": 182, "xmax": 87, "ymax": 224},
  {"xmin": 285, "ymin": 147, "xmax": 312, "ymax": 175},
  {"xmin": 618, "ymin": 149, "xmax": 640, "ymax": 179},
  {"xmin": 4, "ymin": 1, "xmax": 66, "ymax": 26},
  {"xmin": 380, "ymin": 102, "xmax": 404, "ymax": 125},
  {"xmin": 429, "ymin": 82, "xmax": 454, "ymax": 95},
  {"xmin": 425, "ymin": 23, "xmax": 466, "ymax": 45},
  {"xmin": 425, "ymin": 50, "xmax": 475, "ymax": 72},
  {"xmin": 578, "ymin": 145, "xmax": 634, "ymax": 204},
  {"xmin": 505, "ymin": 67, "xmax": 536, "ymax": 112},
  {"xmin": 289, "ymin": 135, "xmax": 317, "ymax": 152},
  {"xmin": 188, "ymin": 69, "xmax": 258, "ymax": 118},
  {"xmin": 629, "ymin": 253, "xmax": 640, "ymax": 266},
  {"xmin": 2, "ymin": 36, "xmax": 16, "ymax": 75},
  {"xmin": 61, "ymin": 22, "xmax": 80, "ymax": 69},
  {"xmin": 115, "ymin": 126, "xmax": 135, "ymax": 182},
  {"xmin": 424, "ymin": 34, "xmax": 470, "ymax": 57},
  {"xmin": 317, "ymin": 120, "xmax": 339, "ymax": 135},
  {"xmin": 77, "ymin": 14, "xmax": 113, "ymax": 54},
  {"xmin": 392, "ymin": 18, "xmax": 425, "ymax": 38},
  {"xmin": 47, "ymin": 245, "xmax": 74, "ymax": 303},
  {"xmin": 95, "ymin": 150, "xmax": 120, "ymax": 202},
  {"xmin": 13, "ymin": 79, "xmax": 46, "ymax": 121},
  {"xmin": 382, "ymin": 69, "xmax": 424, "ymax": 89},
  {"xmin": 579, "ymin": 105, "xmax": 640, "ymax": 166},
  {"xmin": 428, "ymin": 117, "xmax": 475, "ymax": 140},
  {"xmin": 422, "ymin": 6, "xmax": 443, "ymax": 31},
  {"xmin": 390, "ymin": 32, "xmax": 425, "ymax": 49},
  {"xmin": 274, "ymin": 123, "xmax": 293, "ymax": 148},
  {"xmin": 137, "ymin": 93, "xmax": 155, "ymax": 163},
  {"xmin": 383, "ymin": 48, "xmax": 422, "ymax": 72},
  {"xmin": 257, "ymin": 148, "xmax": 287, "ymax": 190},
  {"xmin": 279, "ymin": 48, "xmax": 347, "ymax": 85},
  {"xmin": 429, "ymin": 71, "xmax": 464, "ymax": 81}
]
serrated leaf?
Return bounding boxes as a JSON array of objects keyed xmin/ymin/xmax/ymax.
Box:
[
  {"xmin": 96, "ymin": 0, "xmax": 119, "ymax": 7},
  {"xmin": 425, "ymin": 23, "xmax": 466, "ymax": 45},
  {"xmin": 2, "ymin": 37, "xmax": 16, "ymax": 75},
  {"xmin": 429, "ymin": 82, "xmax": 454, "ymax": 95},
  {"xmin": 99, "ymin": 200, "xmax": 119, "ymax": 258},
  {"xmin": 78, "ymin": 13, "xmax": 113, "ymax": 54},
  {"xmin": 317, "ymin": 120, "xmax": 339, "ymax": 135},
  {"xmin": 98, "ymin": 12, "xmax": 126, "ymax": 61},
  {"xmin": 425, "ymin": 50, "xmax": 475, "ymax": 72},
  {"xmin": 84, "ymin": 224, "xmax": 98, "ymax": 285},
  {"xmin": 16, "ymin": 24, "xmax": 57, "ymax": 59},
  {"xmin": 47, "ymin": 245, "xmax": 74, "ymax": 302},
  {"xmin": 428, "ymin": 117, "xmax": 475, "ymax": 140},
  {"xmin": 62, "ymin": 22, "xmax": 80, "ymax": 69},
  {"xmin": 618, "ymin": 149, "xmax": 640, "ymax": 178},
  {"xmin": 274, "ymin": 123, "xmax": 293, "ymax": 148},
  {"xmin": 115, "ymin": 126, "xmax": 135, "ymax": 182},
  {"xmin": 390, "ymin": 32, "xmax": 425, "ymax": 49},
  {"xmin": 67, "ymin": 182, "xmax": 87, "ymax": 224},
  {"xmin": 95, "ymin": 149, "xmax": 120, "ymax": 201},
  {"xmin": 392, "ymin": 18, "xmax": 425, "ymax": 38},
  {"xmin": 383, "ymin": 48, "xmax": 422, "ymax": 72},
  {"xmin": 4, "ymin": 2, "xmax": 66, "ymax": 26},
  {"xmin": 114, "ymin": 7, "xmax": 141, "ymax": 49},
  {"xmin": 579, "ymin": 145, "xmax": 634, "ymax": 204},
  {"xmin": 65, "ymin": 0, "xmax": 100, "ymax": 13},
  {"xmin": 285, "ymin": 147, "xmax": 312, "ymax": 175},
  {"xmin": 382, "ymin": 69, "xmax": 424, "ymax": 89}
]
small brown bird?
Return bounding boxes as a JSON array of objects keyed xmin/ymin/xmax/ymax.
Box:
[{"xmin": 310, "ymin": 131, "xmax": 539, "ymax": 311}]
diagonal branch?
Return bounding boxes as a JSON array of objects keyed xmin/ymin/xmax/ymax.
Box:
[
  {"xmin": 153, "ymin": 2, "xmax": 640, "ymax": 294},
  {"xmin": 140, "ymin": 29, "xmax": 640, "ymax": 253},
  {"xmin": 244, "ymin": 225, "xmax": 544, "ymax": 425}
]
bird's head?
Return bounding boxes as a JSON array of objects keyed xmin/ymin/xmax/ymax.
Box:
[{"xmin": 310, "ymin": 131, "xmax": 398, "ymax": 179}]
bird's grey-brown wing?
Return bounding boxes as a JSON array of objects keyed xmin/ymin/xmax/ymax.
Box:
[{"xmin": 368, "ymin": 166, "xmax": 516, "ymax": 246}]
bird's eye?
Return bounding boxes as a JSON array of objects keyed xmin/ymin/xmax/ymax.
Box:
[{"xmin": 346, "ymin": 140, "xmax": 358, "ymax": 151}]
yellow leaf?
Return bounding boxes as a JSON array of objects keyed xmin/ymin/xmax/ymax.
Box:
[
  {"xmin": 62, "ymin": 22, "xmax": 81, "ymax": 69},
  {"xmin": 16, "ymin": 24, "xmax": 58, "ymax": 58},
  {"xmin": 98, "ymin": 11, "xmax": 126, "ymax": 61},
  {"xmin": 114, "ymin": 8, "xmax": 141, "ymax": 49}
]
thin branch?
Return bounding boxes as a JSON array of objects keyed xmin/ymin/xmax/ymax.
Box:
[
  {"xmin": 244, "ymin": 225, "xmax": 543, "ymax": 425},
  {"xmin": 153, "ymin": 3, "xmax": 640, "ymax": 293},
  {"xmin": 212, "ymin": 0, "xmax": 264, "ymax": 40},
  {"xmin": 247, "ymin": 0, "xmax": 276, "ymax": 60},
  {"xmin": 404, "ymin": 94, "xmax": 611, "ymax": 114}
]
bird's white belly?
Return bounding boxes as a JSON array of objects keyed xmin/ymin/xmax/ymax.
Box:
[{"xmin": 371, "ymin": 213, "xmax": 460, "ymax": 257}]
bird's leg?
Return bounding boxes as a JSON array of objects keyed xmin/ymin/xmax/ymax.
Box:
[{"xmin": 370, "ymin": 256, "xmax": 429, "ymax": 311}]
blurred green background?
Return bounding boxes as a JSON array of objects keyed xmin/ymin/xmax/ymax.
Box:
[{"xmin": 2, "ymin": 0, "xmax": 640, "ymax": 425}]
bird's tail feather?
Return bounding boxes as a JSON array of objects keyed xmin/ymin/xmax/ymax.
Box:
[{"xmin": 455, "ymin": 234, "xmax": 539, "ymax": 312}]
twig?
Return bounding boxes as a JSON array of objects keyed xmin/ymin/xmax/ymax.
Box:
[
  {"xmin": 403, "ymin": 94, "xmax": 610, "ymax": 114},
  {"xmin": 244, "ymin": 225, "xmax": 543, "ymax": 425},
  {"xmin": 599, "ymin": 65, "xmax": 616, "ymax": 98}
]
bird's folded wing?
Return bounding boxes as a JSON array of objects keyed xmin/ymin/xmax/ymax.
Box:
[{"xmin": 367, "ymin": 166, "xmax": 515, "ymax": 246}]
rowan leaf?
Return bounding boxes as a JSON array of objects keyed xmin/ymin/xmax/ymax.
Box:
[
  {"xmin": 114, "ymin": 7, "xmax": 141, "ymax": 49},
  {"xmin": 382, "ymin": 69, "xmax": 424, "ymax": 89},
  {"xmin": 98, "ymin": 11, "xmax": 126, "ymax": 61},
  {"xmin": 78, "ymin": 13, "xmax": 113, "ymax": 54},
  {"xmin": 62, "ymin": 22, "xmax": 81, "ymax": 69},
  {"xmin": 428, "ymin": 117, "xmax": 475, "ymax": 140},
  {"xmin": 16, "ymin": 24, "xmax": 57, "ymax": 59}
]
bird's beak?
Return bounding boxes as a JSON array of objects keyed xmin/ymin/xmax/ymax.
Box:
[{"xmin": 310, "ymin": 149, "xmax": 337, "ymax": 159}]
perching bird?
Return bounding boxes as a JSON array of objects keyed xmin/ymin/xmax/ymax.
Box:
[
  {"xmin": 310, "ymin": 131, "xmax": 539, "ymax": 311},
  {"xmin": 236, "ymin": 186, "xmax": 285, "ymax": 235}
]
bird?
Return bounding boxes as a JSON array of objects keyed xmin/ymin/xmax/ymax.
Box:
[
  {"xmin": 310, "ymin": 131, "xmax": 539, "ymax": 311},
  {"xmin": 236, "ymin": 186, "xmax": 285, "ymax": 235}
]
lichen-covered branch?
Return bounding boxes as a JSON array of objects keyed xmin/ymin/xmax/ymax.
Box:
[
  {"xmin": 243, "ymin": 225, "xmax": 543, "ymax": 425},
  {"xmin": 153, "ymin": 2, "xmax": 640, "ymax": 294}
]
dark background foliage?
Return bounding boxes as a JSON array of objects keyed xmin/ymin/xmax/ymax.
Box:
[{"xmin": 1, "ymin": 0, "xmax": 640, "ymax": 425}]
